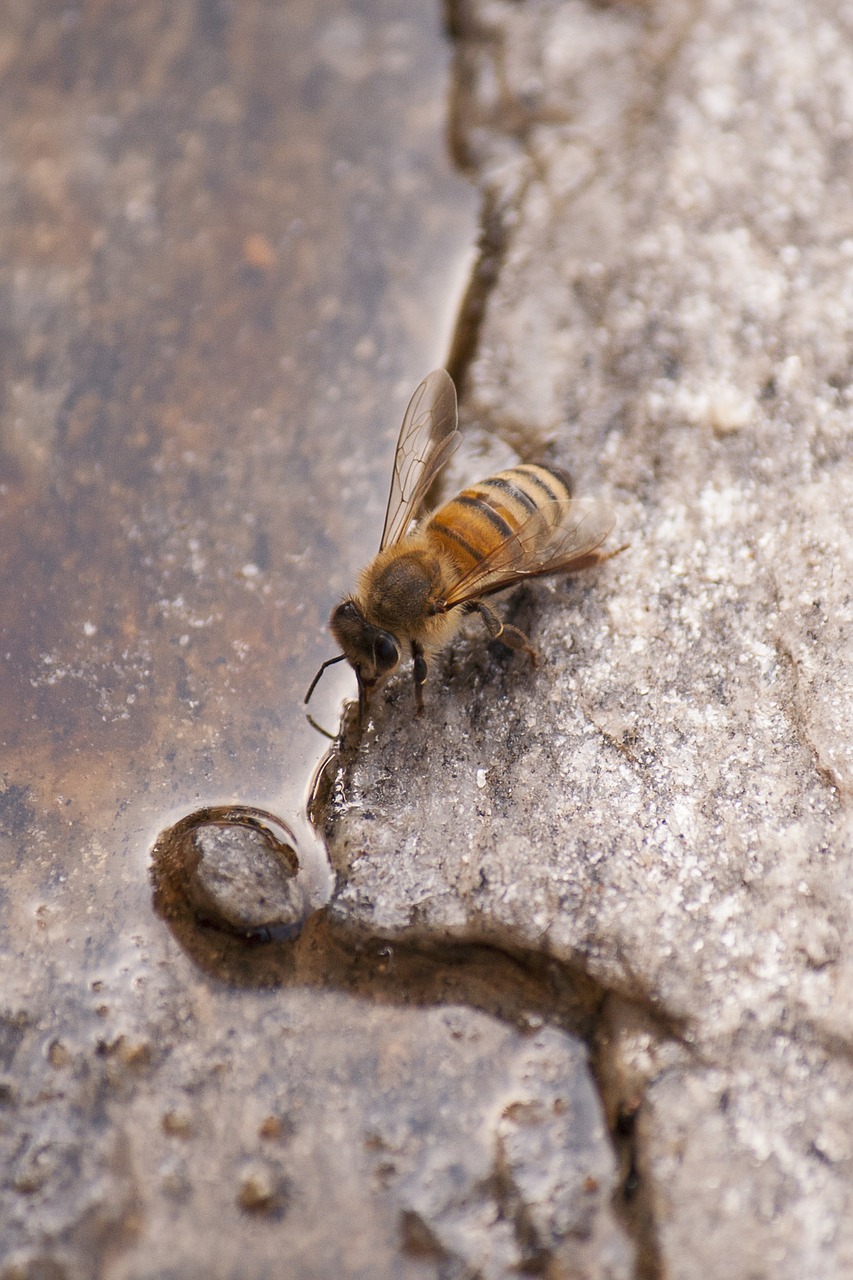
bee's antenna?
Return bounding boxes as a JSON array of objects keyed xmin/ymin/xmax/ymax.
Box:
[
  {"xmin": 306, "ymin": 713, "xmax": 337, "ymax": 741},
  {"xmin": 304, "ymin": 654, "xmax": 347, "ymax": 704}
]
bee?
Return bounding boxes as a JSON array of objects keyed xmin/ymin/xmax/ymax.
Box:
[{"xmin": 306, "ymin": 369, "xmax": 619, "ymax": 720}]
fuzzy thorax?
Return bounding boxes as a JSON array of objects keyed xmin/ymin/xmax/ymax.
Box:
[{"xmin": 355, "ymin": 533, "xmax": 464, "ymax": 653}]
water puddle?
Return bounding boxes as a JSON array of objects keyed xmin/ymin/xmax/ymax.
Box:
[{"xmin": 0, "ymin": 0, "xmax": 476, "ymax": 968}]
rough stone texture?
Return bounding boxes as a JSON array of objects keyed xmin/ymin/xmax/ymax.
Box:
[
  {"xmin": 327, "ymin": 0, "xmax": 853, "ymax": 1275},
  {"xmin": 150, "ymin": 807, "xmax": 315, "ymax": 938},
  {"xmin": 0, "ymin": 988, "xmax": 631, "ymax": 1280}
]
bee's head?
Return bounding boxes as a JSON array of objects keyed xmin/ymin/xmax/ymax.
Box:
[{"xmin": 329, "ymin": 599, "xmax": 401, "ymax": 717}]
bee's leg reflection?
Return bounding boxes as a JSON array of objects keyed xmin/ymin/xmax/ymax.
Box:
[
  {"xmin": 356, "ymin": 669, "xmax": 372, "ymax": 725},
  {"xmin": 472, "ymin": 601, "xmax": 538, "ymax": 668},
  {"xmin": 411, "ymin": 641, "xmax": 428, "ymax": 716}
]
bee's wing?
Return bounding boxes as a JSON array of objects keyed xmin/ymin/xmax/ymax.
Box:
[
  {"xmin": 380, "ymin": 369, "xmax": 460, "ymax": 550},
  {"xmin": 442, "ymin": 497, "xmax": 616, "ymax": 609}
]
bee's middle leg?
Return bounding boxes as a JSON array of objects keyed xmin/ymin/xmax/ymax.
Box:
[
  {"xmin": 472, "ymin": 602, "xmax": 538, "ymax": 667},
  {"xmin": 411, "ymin": 640, "xmax": 428, "ymax": 716}
]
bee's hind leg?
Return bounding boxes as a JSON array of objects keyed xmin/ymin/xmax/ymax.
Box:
[
  {"xmin": 411, "ymin": 641, "xmax": 428, "ymax": 716},
  {"xmin": 472, "ymin": 602, "xmax": 538, "ymax": 668}
]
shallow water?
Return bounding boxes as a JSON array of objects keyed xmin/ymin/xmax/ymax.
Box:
[
  {"xmin": 0, "ymin": 0, "xmax": 483, "ymax": 1253},
  {"xmin": 0, "ymin": 0, "xmax": 476, "ymax": 931}
]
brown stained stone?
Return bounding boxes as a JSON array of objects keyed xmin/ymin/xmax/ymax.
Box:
[
  {"xmin": 235, "ymin": 1162, "xmax": 289, "ymax": 1217},
  {"xmin": 160, "ymin": 1107, "xmax": 193, "ymax": 1139}
]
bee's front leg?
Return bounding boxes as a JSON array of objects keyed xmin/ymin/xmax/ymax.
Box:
[{"xmin": 411, "ymin": 640, "xmax": 428, "ymax": 716}]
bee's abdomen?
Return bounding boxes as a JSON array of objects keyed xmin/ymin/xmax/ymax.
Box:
[{"xmin": 426, "ymin": 464, "xmax": 572, "ymax": 573}]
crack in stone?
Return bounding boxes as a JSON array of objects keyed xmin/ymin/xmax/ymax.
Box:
[
  {"xmin": 157, "ymin": 873, "xmax": 686, "ymax": 1280},
  {"xmin": 771, "ymin": 624, "xmax": 846, "ymax": 801}
]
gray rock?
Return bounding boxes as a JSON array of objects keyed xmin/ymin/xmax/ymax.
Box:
[
  {"xmin": 327, "ymin": 0, "xmax": 853, "ymax": 1274},
  {"xmin": 0, "ymin": 990, "xmax": 631, "ymax": 1280},
  {"xmin": 150, "ymin": 807, "xmax": 309, "ymax": 939}
]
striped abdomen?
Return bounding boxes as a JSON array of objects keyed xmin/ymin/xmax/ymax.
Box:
[{"xmin": 426, "ymin": 464, "xmax": 572, "ymax": 578}]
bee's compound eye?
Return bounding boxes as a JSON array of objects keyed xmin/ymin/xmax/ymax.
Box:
[{"xmin": 373, "ymin": 633, "xmax": 399, "ymax": 673}]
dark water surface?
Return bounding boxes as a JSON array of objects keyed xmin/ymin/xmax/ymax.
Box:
[
  {"xmin": 0, "ymin": 0, "xmax": 475, "ymax": 917},
  {"xmin": 0, "ymin": 5, "xmax": 482, "ymax": 1267}
]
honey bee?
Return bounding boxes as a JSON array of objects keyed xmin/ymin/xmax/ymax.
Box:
[{"xmin": 306, "ymin": 369, "xmax": 619, "ymax": 719}]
